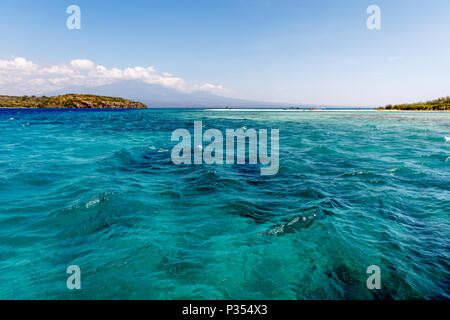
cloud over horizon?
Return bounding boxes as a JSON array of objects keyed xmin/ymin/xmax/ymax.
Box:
[{"xmin": 0, "ymin": 57, "xmax": 229, "ymax": 96}]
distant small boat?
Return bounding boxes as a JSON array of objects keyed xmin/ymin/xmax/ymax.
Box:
[{"xmin": 445, "ymin": 136, "xmax": 450, "ymax": 142}]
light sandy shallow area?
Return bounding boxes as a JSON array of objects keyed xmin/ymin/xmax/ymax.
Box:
[
  {"xmin": 203, "ymin": 109, "xmax": 450, "ymax": 112},
  {"xmin": 204, "ymin": 109, "xmax": 376, "ymax": 112}
]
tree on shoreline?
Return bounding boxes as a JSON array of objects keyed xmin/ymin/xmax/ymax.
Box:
[{"xmin": 380, "ymin": 97, "xmax": 450, "ymax": 111}]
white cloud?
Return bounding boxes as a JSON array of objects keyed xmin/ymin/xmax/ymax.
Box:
[
  {"xmin": 41, "ymin": 65, "xmax": 75, "ymax": 75},
  {"xmin": 70, "ymin": 59, "xmax": 96, "ymax": 70},
  {"xmin": 194, "ymin": 83, "xmax": 230, "ymax": 95},
  {"xmin": 0, "ymin": 57, "xmax": 38, "ymax": 72},
  {"xmin": 0, "ymin": 57, "xmax": 228, "ymax": 96}
]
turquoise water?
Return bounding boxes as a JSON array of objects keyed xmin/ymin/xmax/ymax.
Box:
[{"xmin": 0, "ymin": 109, "xmax": 449, "ymax": 300}]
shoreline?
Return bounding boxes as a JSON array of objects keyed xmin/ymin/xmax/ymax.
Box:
[
  {"xmin": 203, "ymin": 108, "xmax": 450, "ymax": 112},
  {"xmin": 1, "ymin": 107, "xmax": 449, "ymax": 112},
  {"xmin": 0, "ymin": 107, "xmax": 146, "ymax": 110}
]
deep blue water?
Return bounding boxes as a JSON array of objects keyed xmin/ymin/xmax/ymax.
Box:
[{"xmin": 0, "ymin": 108, "xmax": 449, "ymax": 299}]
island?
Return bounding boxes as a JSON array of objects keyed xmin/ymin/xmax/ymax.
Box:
[
  {"xmin": 0, "ymin": 94, "xmax": 147, "ymax": 109},
  {"xmin": 379, "ymin": 97, "xmax": 450, "ymax": 111}
]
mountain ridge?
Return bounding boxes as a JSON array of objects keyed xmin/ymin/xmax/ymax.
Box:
[{"xmin": 44, "ymin": 80, "xmax": 297, "ymax": 108}]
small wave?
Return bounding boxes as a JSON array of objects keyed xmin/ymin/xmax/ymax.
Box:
[
  {"xmin": 258, "ymin": 197, "xmax": 343, "ymax": 236},
  {"xmin": 99, "ymin": 147, "xmax": 172, "ymax": 174},
  {"xmin": 259, "ymin": 214, "xmax": 318, "ymax": 236},
  {"xmin": 223, "ymin": 199, "xmax": 276, "ymax": 223},
  {"xmin": 445, "ymin": 136, "xmax": 450, "ymax": 142},
  {"xmin": 85, "ymin": 198, "xmax": 100, "ymax": 208},
  {"xmin": 389, "ymin": 168, "xmax": 398, "ymax": 176},
  {"xmin": 341, "ymin": 170, "xmax": 377, "ymax": 178}
]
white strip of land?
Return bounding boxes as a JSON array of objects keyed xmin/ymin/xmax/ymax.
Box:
[
  {"xmin": 203, "ymin": 108, "xmax": 449, "ymax": 112},
  {"xmin": 203, "ymin": 108, "xmax": 377, "ymax": 112}
]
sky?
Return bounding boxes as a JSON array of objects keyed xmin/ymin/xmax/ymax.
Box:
[{"xmin": 0, "ymin": 0, "xmax": 450, "ymax": 107}]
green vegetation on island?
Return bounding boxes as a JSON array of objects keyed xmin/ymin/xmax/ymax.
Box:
[
  {"xmin": 0, "ymin": 94, "xmax": 147, "ymax": 109},
  {"xmin": 379, "ymin": 97, "xmax": 450, "ymax": 111}
]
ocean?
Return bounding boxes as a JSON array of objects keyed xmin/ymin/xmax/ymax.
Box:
[{"xmin": 0, "ymin": 108, "xmax": 448, "ymax": 299}]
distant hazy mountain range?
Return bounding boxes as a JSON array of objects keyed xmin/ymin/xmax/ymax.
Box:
[{"xmin": 45, "ymin": 80, "xmax": 295, "ymax": 108}]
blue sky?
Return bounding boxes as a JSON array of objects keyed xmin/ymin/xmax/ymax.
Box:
[{"xmin": 1, "ymin": 0, "xmax": 450, "ymax": 106}]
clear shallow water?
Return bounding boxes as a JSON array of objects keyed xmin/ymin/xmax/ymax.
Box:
[{"xmin": 0, "ymin": 109, "xmax": 449, "ymax": 300}]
